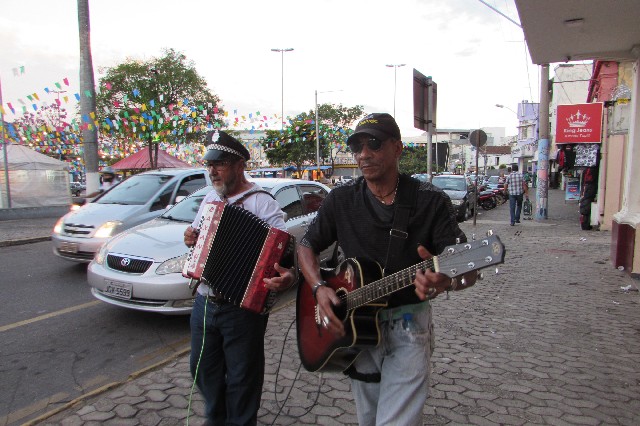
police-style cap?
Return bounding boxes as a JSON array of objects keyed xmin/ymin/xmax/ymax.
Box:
[
  {"xmin": 346, "ymin": 113, "xmax": 402, "ymax": 145},
  {"xmin": 203, "ymin": 130, "xmax": 250, "ymax": 161}
]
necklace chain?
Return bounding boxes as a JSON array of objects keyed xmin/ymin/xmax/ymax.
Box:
[{"xmin": 372, "ymin": 178, "xmax": 399, "ymax": 205}]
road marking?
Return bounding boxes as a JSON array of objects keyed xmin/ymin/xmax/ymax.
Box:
[
  {"xmin": 1, "ymin": 391, "xmax": 68, "ymax": 426},
  {"xmin": 0, "ymin": 301, "xmax": 101, "ymax": 333}
]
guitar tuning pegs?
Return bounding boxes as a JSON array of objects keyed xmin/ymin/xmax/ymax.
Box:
[
  {"xmin": 477, "ymin": 272, "xmax": 484, "ymax": 281},
  {"xmin": 486, "ymin": 229, "xmax": 494, "ymax": 237},
  {"xmin": 471, "ymin": 233, "xmax": 476, "ymax": 241},
  {"xmin": 456, "ymin": 238, "xmax": 461, "ymax": 244},
  {"xmin": 495, "ymin": 267, "xmax": 500, "ymax": 274}
]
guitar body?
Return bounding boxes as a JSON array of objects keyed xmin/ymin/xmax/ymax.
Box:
[
  {"xmin": 296, "ymin": 257, "xmax": 385, "ymax": 373},
  {"xmin": 296, "ymin": 233, "xmax": 506, "ymax": 373}
]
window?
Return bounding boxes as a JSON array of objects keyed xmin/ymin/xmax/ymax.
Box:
[
  {"xmin": 150, "ymin": 182, "xmax": 176, "ymax": 211},
  {"xmin": 299, "ymin": 184, "xmax": 328, "ymax": 214},
  {"xmin": 176, "ymin": 174, "xmax": 206, "ymax": 198},
  {"xmin": 275, "ymin": 186, "xmax": 303, "ymax": 220}
]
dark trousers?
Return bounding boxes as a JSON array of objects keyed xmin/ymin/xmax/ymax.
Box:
[
  {"xmin": 190, "ymin": 294, "xmax": 268, "ymax": 425},
  {"xmin": 509, "ymin": 194, "xmax": 524, "ymax": 224}
]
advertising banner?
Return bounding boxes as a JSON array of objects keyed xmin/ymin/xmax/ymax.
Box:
[
  {"xmin": 556, "ymin": 103, "xmax": 603, "ymax": 144},
  {"xmin": 565, "ymin": 177, "xmax": 581, "ymax": 201}
]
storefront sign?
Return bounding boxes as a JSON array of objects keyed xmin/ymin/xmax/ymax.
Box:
[
  {"xmin": 556, "ymin": 103, "xmax": 603, "ymax": 143},
  {"xmin": 565, "ymin": 177, "xmax": 581, "ymax": 201}
]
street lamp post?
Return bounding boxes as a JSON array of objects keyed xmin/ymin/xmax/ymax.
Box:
[
  {"xmin": 386, "ymin": 64, "xmax": 406, "ymax": 117},
  {"xmin": 271, "ymin": 48, "xmax": 294, "ymax": 129},
  {"xmin": 495, "ymin": 103, "xmax": 518, "ymax": 116}
]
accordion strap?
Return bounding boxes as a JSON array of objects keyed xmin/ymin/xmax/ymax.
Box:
[{"xmin": 230, "ymin": 188, "xmax": 275, "ymax": 206}]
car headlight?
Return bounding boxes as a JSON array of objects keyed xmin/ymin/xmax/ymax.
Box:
[
  {"xmin": 53, "ymin": 217, "xmax": 65, "ymax": 235},
  {"xmin": 450, "ymin": 199, "xmax": 464, "ymax": 206},
  {"xmin": 94, "ymin": 221, "xmax": 123, "ymax": 238},
  {"xmin": 94, "ymin": 242, "xmax": 109, "ymax": 265},
  {"xmin": 156, "ymin": 252, "xmax": 189, "ymax": 275}
]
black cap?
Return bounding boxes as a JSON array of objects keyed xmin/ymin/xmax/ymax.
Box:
[
  {"xmin": 203, "ymin": 130, "xmax": 250, "ymax": 161},
  {"xmin": 346, "ymin": 113, "xmax": 401, "ymax": 145}
]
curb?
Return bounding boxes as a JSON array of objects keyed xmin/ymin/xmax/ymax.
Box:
[{"xmin": 0, "ymin": 236, "xmax": 51, "ymax": 248}]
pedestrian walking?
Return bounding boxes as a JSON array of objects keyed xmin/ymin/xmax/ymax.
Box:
[{"xmin": 504, "ymin": 164, "xmax": 529, "ymax": 225}]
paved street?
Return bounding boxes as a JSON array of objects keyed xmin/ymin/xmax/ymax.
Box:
[{"xmin": 2, "ymin": 188, "xmax": 639, "ymax": 425}]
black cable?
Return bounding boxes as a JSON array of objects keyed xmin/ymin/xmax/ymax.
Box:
[{"xmin": 269, "ymin": 317, "xmax": 323, "ymax": 425}]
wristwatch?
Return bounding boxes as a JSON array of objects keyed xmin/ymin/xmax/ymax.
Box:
[{"xmin": 312, "ymin": 280, "xmax": 328, "ymax": 301}]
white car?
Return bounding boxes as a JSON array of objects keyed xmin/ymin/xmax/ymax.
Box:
[
  {"xmin": 52, "ymin": 168, "xmax": 209, "ymax": 262},
  {"xmin": 87, "ymin": 178, "xmax": 334, "ymax": 315}
]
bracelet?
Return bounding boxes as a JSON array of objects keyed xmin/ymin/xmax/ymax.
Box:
[{"xmin": 312, "ymin": 280, "xmax": 327, "ymax": 301}]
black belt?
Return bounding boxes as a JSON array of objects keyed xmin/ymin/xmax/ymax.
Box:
[{"xmin": 205, "ymin": 293, "xmax": 227, "ymax": 304}]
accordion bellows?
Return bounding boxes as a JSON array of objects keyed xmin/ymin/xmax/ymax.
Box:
[{"xmin": 183, "ymin": 201, "xmax": 293, "ymax": 314}]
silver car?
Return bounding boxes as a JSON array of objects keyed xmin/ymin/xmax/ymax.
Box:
[
  {"xmin": 87, "ymin": 178, "xmax": 333, "ymax": 315},
  {"xmin": 52, "ymin": 168, "xmax": 209, "ymax": 262}
]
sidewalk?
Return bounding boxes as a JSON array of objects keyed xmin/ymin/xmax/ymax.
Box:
[{"xmin": 6, "ymin": 190, "xmax": 640, "ymax": 425}]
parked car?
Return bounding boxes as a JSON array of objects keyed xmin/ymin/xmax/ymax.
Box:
[
  {"xmin": 87, "ymin": 178, "xmax": 334, "ymax": 315},
  {"xmin": 53, "ymin": 168, "xmax": 210, "ymax": 262},
  {"xmin": 431, "ymin": 174, "xmax": 476, "ymax": 222},
  {"xmin": 69, "ymin": 182, "xmax": 86, "ymax": 196},
  {"xmin": 411, "ymin": 173, "xmax": 431, "ymax": 183}
]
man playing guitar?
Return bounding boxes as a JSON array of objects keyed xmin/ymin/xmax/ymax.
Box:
[{"xmin": 297, "ymin": 113, "xmax": 478, "ymax": 425}]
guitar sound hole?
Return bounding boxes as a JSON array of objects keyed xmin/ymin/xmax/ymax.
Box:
[{"xmin": 333, "ymin": 288, "xmax": 348, "ymax": 322}]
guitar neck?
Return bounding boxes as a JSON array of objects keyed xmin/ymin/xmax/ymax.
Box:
[
  {"xmin": 345, "ymin": 258, "xmax": 436, "ymax": 310},
  {"xmin": 343, "ymin": 234, "xmax": 505, "ymax": 310}
]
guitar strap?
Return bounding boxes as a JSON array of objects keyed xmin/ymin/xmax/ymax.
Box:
[
  {"xmin": 344, "ymin": 175, "xmax": 418, "ymax": 384},
  {"xmin": 383, "ymin": 174, "xmax": 419, "ymax": 275}
]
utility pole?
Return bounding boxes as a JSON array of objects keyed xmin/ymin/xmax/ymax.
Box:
[
  {"xmin": 271, "ymin": 48, "xmax": 294, "ymax": 129},
  {"xmin": 0, "ymin": 75, "xmax": 11, "ymax": 208},
  {"xmin": 535, "ymin": 64, "xmax": 550, "ymax": 220}
]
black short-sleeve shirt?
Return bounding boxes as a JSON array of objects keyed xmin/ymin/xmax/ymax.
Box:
[{"xmin": 301, "ymin": 174, "xmax": 467, "ymax": 307}]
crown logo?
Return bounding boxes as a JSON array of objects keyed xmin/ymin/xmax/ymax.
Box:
[{"xmin": 566, "ymin": 110, "xmax": 590, "ymax": 128}]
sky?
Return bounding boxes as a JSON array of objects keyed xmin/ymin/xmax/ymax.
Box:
[{"xmin": 0, "ymin": 0, "xmax": 542, "ymax": 139}]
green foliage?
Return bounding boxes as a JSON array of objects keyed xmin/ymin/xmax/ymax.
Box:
[
  {"xmin": 399, "ymin": 145, "xmax": 439, "ymax": 175},
  {"xmin": 95, "ymin": 48, "xmax": 224, "ymax": 167},
  {"xmin": 259, "ymin": 103, "xmax": 364, "ymax": 175},
  {"xmin": 498, "ymin": 164, "xmax": 507, "ymax": 169}
]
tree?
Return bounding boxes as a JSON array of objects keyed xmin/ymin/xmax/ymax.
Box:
[
  {"xmin": 260, "ymin": 103, "xmax": 363, "ymax": 176},
  {"xmin": 8, "ymin": 103, "xmax": 80, "ymax": 160},
  {"xmin": 95, "ymin": 48, "xmax": 224, "ymax": 169},
  {"xmin": 400, "ymin": 145, "xmax": 434, "ymax": 175}
]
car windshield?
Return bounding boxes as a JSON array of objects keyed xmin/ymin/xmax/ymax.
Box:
[
  {"xmin": 432, "ymin": 176, "xmax": 467, "ymax": 191},
  {"xmin": 488, "ymin": 176, "xmax": 500, "ymax": 184},
  {"xmin": 97, "ymin": 174, "xmax": 172, "ymax": 205},
  {"xmin": 161, "ymin": 186, "xmax": 211, "ymax": 222}
]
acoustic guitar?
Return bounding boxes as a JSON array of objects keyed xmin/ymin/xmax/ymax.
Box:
[{"xmin": 296, "ymin": 233, "xmax": 505, "ymax": 373}]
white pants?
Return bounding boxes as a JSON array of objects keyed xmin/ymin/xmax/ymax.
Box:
[{"xmin": 351, "ymin": 303, "xmax": 434, "ymax": 426}]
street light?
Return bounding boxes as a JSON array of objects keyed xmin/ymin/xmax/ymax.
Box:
[
  {"xmin": 386, "ymin": 64, "xmax": 406, "ymax": 117},
  {"xmin": 271, "ymin": 48, "xmax": 294, "ymax": 129},
  {"xmin": 495, "ymin": 103, "xmax": 518, "ymax": 116},
  {"xmin": 315, "ymin": 89, "xmax": 343, "ymax": 180}
]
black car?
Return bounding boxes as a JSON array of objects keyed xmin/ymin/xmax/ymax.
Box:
[{"xmin": 431, "ymin": 174, "xmax": 476, "ymax": 222}]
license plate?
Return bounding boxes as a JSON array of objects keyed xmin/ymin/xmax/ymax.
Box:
[
  {"xmin": 104, "ymin": 280, "xmax": 132, "ymax": 300},
  {"xmin": 59, "ymin": 242, "xmax": 78, "ymax": 253}
]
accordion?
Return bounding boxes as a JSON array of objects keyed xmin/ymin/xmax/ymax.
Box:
[{"xmin": 182, "ymin": 201, "xmax": 294, "ymax": 314}]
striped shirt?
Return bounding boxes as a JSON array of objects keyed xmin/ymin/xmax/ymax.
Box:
[{"xmin": 506, "ymin": 172, "xmax": 525, "ymax": 196}]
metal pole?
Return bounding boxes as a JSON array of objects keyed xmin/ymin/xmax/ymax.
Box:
[
  {"xmin": 0, "ymin": 74, "xmax": 11, "ymax": 208},
  {"xmin": 386, "ymin": 64, "xmax": 405, "ymax": 117},
  {"xmin": 535, "ymin": 64, "xmax": 550, "ymax": 220},
  {"xmin": 280, "ymin": 51, "xmax": 284, "ymax": 129},
  {"xmin": 271, "ymin": 48, "xmax": 294, "ymax": 130},
  {"xmin": 315, "ymin": 90, "xmax": 319, "ymax": 180}
]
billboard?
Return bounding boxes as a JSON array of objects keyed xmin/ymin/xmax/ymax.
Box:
[{"xmin": 556, "ymin": 103, "xmax": 604, "ymax": 144}]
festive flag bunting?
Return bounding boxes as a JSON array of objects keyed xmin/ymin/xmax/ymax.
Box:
[
  {"xmin": 63, "ymin": 77, "xmax": 69, "ymax": 86},
  {"xmin": 74, "ymin": 93, "xmax": 80, "ymax": 101}
]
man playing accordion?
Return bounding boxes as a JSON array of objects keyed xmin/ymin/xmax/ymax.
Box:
[{"xmin": 184, "ymin": 130, "xmax": 296, "ymax": 426}]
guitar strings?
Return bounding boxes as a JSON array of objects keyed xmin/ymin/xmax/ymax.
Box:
[{"xmin": 338, "ymin": 244, "xmax": 478, "ymax": 310}]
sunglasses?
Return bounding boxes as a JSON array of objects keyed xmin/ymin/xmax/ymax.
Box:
[{"xmin": 348, "ymin": 137, "xmax": 385, "ymax": 154}]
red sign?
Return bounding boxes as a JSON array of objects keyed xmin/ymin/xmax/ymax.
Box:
[{"xmin": 556, "ymin": 103, "xmax": 603, "ymax": 144}]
